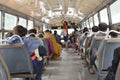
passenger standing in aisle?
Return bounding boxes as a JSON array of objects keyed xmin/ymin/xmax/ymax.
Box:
[{"xmin": 61, "ymin": 20, "xmax": 69, "ymax": 50}]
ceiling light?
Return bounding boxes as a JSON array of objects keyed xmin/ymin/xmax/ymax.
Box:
[{"xmin": 14, "ymin": 0, "xmax": 29, "ymax": 5}]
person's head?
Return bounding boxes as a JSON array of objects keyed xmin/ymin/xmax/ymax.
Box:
[
  {"xmin": 28, "ymin": 29, "xmax": 37, "ymax": 34},
  {"xmin": 5, "ymin": 32, "xmax": 13, "ymax": 38},
  {"xmin": 98, "ymin": 22, "xmax": 108, "ymax": 31},
  {"xmin": 38, "ymin": 33, "xmax": 44, "ymax": 38},
  {"xmin": 110, "ymin": 24, "xmax": 119, "ymax": 31},
  {"xmin": 49, "ymin": 30, "xmax": 52, "ymax": 34},
  {"xmin": 83, "ymin": 27, "xmax": 88, "ymax": 33},
  {"xmin": 45, "ymin": 30, "xmax": 50, "ymax": 33},
  {"xmin": 109, "ymin": 24, "xmax": 119, "ymax": 38},
  {"xmin": 54, "ymin": 30, "xmax": 57, "ymax": 35},
  {"xmin": 13, "ymin": 25, "xmax": 27, "ymax": 37},
  {"xmin": 92, "ymin": 26, "xmax": 98, "ymax": 32},
  {"xmin": 64, "ymin": 21, "xmax": 68, "ymax": 25}
]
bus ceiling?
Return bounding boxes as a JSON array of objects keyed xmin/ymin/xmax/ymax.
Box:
[{"xmin": 0, "ymin": 0, "xmax": 116, "ymax": 26}]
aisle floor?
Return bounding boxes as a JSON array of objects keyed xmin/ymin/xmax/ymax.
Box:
[{"xmin": 42, "ymin": 48, "xmax": 84, "ymax": 80}]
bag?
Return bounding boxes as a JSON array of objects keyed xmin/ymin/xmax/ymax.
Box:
[{"xmin": 34, "ymin": 48, "xmax": 42, "ymax": 61}]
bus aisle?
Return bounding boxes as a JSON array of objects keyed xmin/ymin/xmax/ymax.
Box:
[{"xmin": 42, "ymin": 48, "xmax": 97, "ymax": 80}]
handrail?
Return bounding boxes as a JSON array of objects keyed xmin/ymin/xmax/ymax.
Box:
[
  {"xmin": 0, "ymin": 53, "xmax": 11, "ymax": 80},
  {"xmin": 105, "ymin": 30, "xmax": 120, "ymax": 39},
  {"xmin": 8, "ymin": 35, "xmax": 24, "ymax": 44}
]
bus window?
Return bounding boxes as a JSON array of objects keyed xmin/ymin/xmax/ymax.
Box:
[
  {"xmin": 4, "ymin": 13, "xmax": 17, "ymax": 30},
  {"xmin": 89, "ymin": 17, "xmax": 93, "ymax": 28},
  {"xmin": 110, "ymin": 0, "xmax": 120, "ymax": 24},
  {"xmin": 81, "ymin": 23, "xmax": 83, "ymax": 27},
  {"xmin": 28, "ymin": 20, "xmax": 34, "ymax": 30},
  {"xmin": 86, "ymin": 19, "xmax": 90, "ymax": 28},
  {"xmin": 18, "ymin": 17, "xmax": 27, "ymax": 28},
  {"xmin": 84, "ymin": 22, "xmax": 86, "ymax": 27},
  {"xmin": 68, "ymin": 29, "xmax": 74, "ymax": 35},
  {"xmin": 0, "ymin": 32, "xmax": 2, "ymax": 39},
  {"xmin": 0, "ymin": 11, "xmax": 1, "ymax": 29},
  {"xmin": 94, "ymin": 13, "xmax": 99, "ymax": 26},
  {"xmin": 99, "ymin": 8, "xmax": 109, "ymax": 24}
]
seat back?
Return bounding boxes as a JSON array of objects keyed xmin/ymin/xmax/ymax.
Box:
[
  {"xmin": 89, "ymin": 36, "xmax": 105, "ymax": 59},
  {"xmin": 89, "ymin": 31, "xmax": 106, "ymax": 54},
  {"xmin": 0, "ymin": 53, "xmax": 11, "ymax": 80},
  {"xmin": 102, "ymin": 38, "xmax": 120, "ymax": 70},
  {"xmin": 94, "ymin": 39, "xmax": 105, "ymax": 70},
  {"xmin": 0, "ymin": 43, "xmax": 34, "ymax": 74},
  {"xmin": 92, "ymin": 37, "xmax": 104, "ymax": 51}
]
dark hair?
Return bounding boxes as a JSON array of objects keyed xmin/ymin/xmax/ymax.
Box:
[
  {"xmin": 109, "ymin": 32, "xmax": 118, "ymax": 38},
  {"xmin": 54, "ymin": 30, "xmax": 57, "ymax": 35},
  {"xmin": 64, "ymin": 21, "xmax": 68, "ymax": 26},
  {"xmin": 49, "ymin": 30, "xmax": 52, "ymax": 33},
  {"xmin": 28, "ymin": 29, "xmax": 37, "ymax": 34},
  {"xmin": 38, "ymin": 33, "xmax": 43, "ymax": 38},
  {"xmin": 109, "ymin": 24, "xmax": 119, "ymax": 38},
  {"xmin": 83, "ymin": 27, "xmax": 88, "ymax": 33},
  {"xmin": 13, "ymin": 25, "xmax": 27, "ymax": 37},
  {"xmin": 92, "ymin": 26, "xmax": 98, "ymax": 32},
  {"xmin": 45, "ymin": 30, "xmax": 50, "ymax": 33},
  {"xmin": 98, "ymin": 22, "xmax": 108, "ymax": 31}
]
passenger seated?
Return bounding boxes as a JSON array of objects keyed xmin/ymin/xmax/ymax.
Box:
[
  {"xmin": 44, "ymin": 30, "xmax": 62, "ymax": 60},
  {"xmin": 37, "ymin": 33, "xmax": 44, "ymax": 46},
  {"xmin": 27, "ymin": 29, "xmax": 47, "ymax": 57},
  {"xmin": 79, "ymin": 27, "xmax": 89, "ymax": 58},
  {"xmin": 96, "ymin": 22, "xmax": 108, "ymax": 36},
  {"xmin": 28, "ymin": 29, "xmax": 47, "ymax": 71},
  {"xmin": 88, "ymin": 22, "xmax": 108, "ymax": 74},
  {"xmin": 87, "ymin": 26, "xmax": 98, "ymax": 47},
  {"xmin": 84, "ymin": 26, "xmax": 98, "ymax": 68},
  {"xmin": 8, "ymin": 25, "xmax": 44, "ymax": 80}
]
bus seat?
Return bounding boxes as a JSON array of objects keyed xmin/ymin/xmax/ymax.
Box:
[
  {"xmin": 94, "ymin": 39, "xmax": 105, "ymax": 70},
  {"xmin": 115, "ymin": 62, "xmax": 120, "ymax": 80},
  {"xmin": 0, "ymin": 53, "xmax": 11, "ymax": 80},
  {"xmin": 88, "ymin": 36, "xmax": 105, "ymax": 68},
  {"xmin": 91, "ymin": 37, "xmax": 105, "ymax": 51},
  {"xmin": 0, "ymin": 43, "xmax": 34, "ymax": 78},
  {"xmin": 98, "ymin": 38, "xmax": 120, "ymax": 80},
  {"xmin": 89, "ymin": 36, "xmax": 105, "ymax": 56},
  {"xmin": 102, "ymin": 38, "xmax": 120, "ymax": 70}
]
